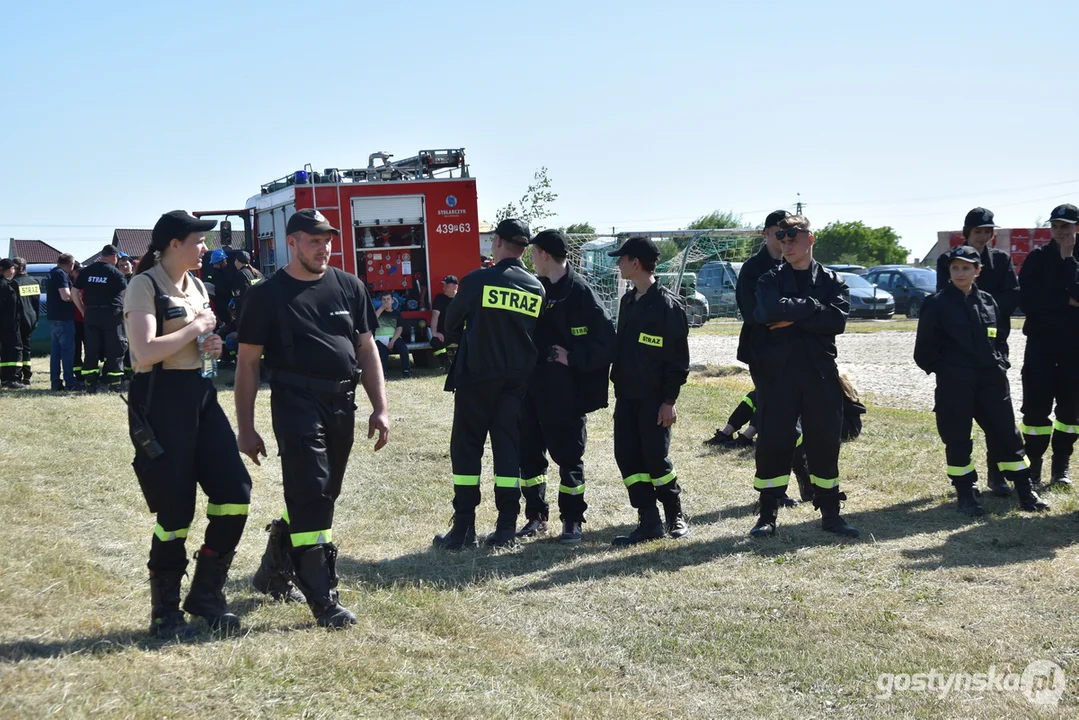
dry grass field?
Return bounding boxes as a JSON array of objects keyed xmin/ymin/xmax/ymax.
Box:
[{"xmin": 0, "ymin": 355, "xmax": 1076, "ymax": 719}]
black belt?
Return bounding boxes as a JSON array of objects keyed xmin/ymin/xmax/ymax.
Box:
[{"xmin": 269, "ymin": 369, "xmax": 357, "ymax": 395}]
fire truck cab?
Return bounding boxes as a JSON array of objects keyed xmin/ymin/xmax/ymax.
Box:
[{"xmin": 245, "ymin": 149, "xmax": 480, "ymax": 363}]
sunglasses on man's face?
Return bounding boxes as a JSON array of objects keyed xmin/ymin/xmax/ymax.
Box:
[{"xmin": 776, "ymin": 228, "xmax": 808, "ymax": 241}]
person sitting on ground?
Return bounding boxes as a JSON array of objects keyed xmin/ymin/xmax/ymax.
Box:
[{"xmin": 373, "ymin": 290, "xmax": 411, "ymax": 379}]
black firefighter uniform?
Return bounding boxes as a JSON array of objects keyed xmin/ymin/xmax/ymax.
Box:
[
  {"xmin": 13, "ymin": 273, "xmax": 40, "ymax": 383},
  {"xmin": 914, "ymin": 281, "xmax": 1048, "ymax": 512},
  {"xmin": 610, "ymin": 281, "xmax": 690, "ymax": 542},
  {"xmin": 519, "ymin": 264, "xmax": 616, "ymax": 529},
  {"xmin": 1017, "ymin": 234, "xmax": 1079, "ymax": 485},
  {"xmin": 437, "ymin": 256, "xmax": 546, "ymax": 548}
]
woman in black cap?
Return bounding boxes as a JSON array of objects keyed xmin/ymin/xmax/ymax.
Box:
[{"xmin": 124, "ymin": 210, "xmax": 253, "ymax": 638}]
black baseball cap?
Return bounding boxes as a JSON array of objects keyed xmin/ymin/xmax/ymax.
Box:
[
  {"xmin": 949, "ymin": 245, "xmax": 981, "ymax": 265},
  {"xmin": 152, "ymin": 211, "xmax": 217, "ymax": 248},
  {"xmin": 1050, "ymin": 204, "xmax": 1079, "ymax": 224},
  {"xmin": 963, "ymin": 207, "xmax": 998, "ymax": 229},
  {"xmin": 286, "ymin": 209, "xmax": 340, "ymax": 235},
  {"xmin": 764, "ymin": 209, "xmax": 792, "ymax": 229},
  {"xmin": 100, "ymin": 244, "xmax": 118, "ymax": 257},
  {"xmin": 607, "ymin": 236, "xmax": 660, "ymax": 262},
  {"xmin": 530, "ymin": 229, "xmax": 569, "ymax": 258},
  {"xmin": 442, "ymin": 275, "xmax": 459, "ymax": 284},
  {"xmin": 495, "ymin": 218, "xmax": 530, "ymax": 245}
]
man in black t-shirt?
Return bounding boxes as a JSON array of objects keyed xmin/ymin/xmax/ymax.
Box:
[
  {"xmin": 429, "ymin": 275, "xmax": 458, "ymax": 370},
  {"xmin": 47, "ymin": 253, "xmax": 78, "ymax": 390},
  {"xmin": 235, "ymin": 208, "xmax": 388, "ymax": 630},
  {"xmin": 73, "ymin": 244, "xmax": 128, "ymax": 392}
]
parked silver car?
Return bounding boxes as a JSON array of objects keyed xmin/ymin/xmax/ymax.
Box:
[{"xmin": 841, "ymin": 272, "xmax": 895, "ymax": 319}]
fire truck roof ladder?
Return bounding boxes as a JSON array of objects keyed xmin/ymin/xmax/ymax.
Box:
[{"xmin": 259, "ymin": 149, "xmax": 468, "ymax": 194}]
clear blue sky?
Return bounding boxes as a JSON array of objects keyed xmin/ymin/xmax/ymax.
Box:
[{"xmin": 2, "ymin": 0, "xmax": 1077, "ymax": 262}]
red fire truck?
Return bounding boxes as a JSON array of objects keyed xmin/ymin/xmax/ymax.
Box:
[{"xmin": 200, "ymin": 149, "xmax": 480, "ymax": 362}]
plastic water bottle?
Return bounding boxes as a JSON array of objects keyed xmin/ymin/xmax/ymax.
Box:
[
  {"xmin": 197, "ymin": 333, "xmax": 218, "ymax": 379},
  {"xmin": 409, "ymin": 326, "xmax": 416, "ymax": 343}
]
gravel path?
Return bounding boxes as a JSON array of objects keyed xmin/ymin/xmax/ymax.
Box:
[{"xmin": 689, "ymin": 331, "xmax": 1025, "ymax": 413}]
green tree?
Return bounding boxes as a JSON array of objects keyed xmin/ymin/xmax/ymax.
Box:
[
  {"xmin": 813, "ymin": 221, "xmax": 908, "ymax": 266},
  {"xmin": 686, "ymin": 210, "xmax": 745, "ymax": 230},
  {"xmin": 563, "ymin": 222, "xmax": 596, "ymax": 235},
  {"xmin": 495, "ymin": 167, "xmax": 558, "ymax": 231}
]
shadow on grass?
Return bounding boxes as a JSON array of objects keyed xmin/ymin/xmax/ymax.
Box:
[
  {"xmin": 334, "ymin": 492, "xmax": 1079, "ymax": 594},
  {"xmin": 0, "ymin": 591, "xmax": 322, "ymax": 663}
]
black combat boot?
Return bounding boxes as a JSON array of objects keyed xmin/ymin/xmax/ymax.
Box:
[
  {"xmin": 485, "ymin": 511, "xmax": 519, "ymax": 549},
  {"xmin": 20, "ymin": 366, "xmax": 31, "ymax": 386},
  {"xmin": 1050, "ymin": 454, "xmax": 1073, "ymax": 488},
  {"xmin": 612, "ymin": 482, "xmax": 665, "ymax": 546},
  {"xmin": 1014, "ymin": 478, "xmax": 1051, "ymax": 512},
  {"xmin": 954, "ymin": 478, "xmax": 986, "ymax": 518},
  {"xmin": 252, "ymin": 519, "xmax": 306, "ymax": 603},
  {"xmin": 183, "ymin": 547, "xmax": 240, "ymax": 632},
  {"xmin": 985, "ymin": 464, "xmax": 1011, "ymax": 497},
  {"xmin": 1029, "ymin": 456, "xmax": 1044, "ymax": 488},
  {"xmin": 750, "ymin": 489, "xmax": 781, "ymax": 538},
  {"xmin": 149, "ymin": 568, "xmax": 198, "ymax": 639},
  {"xmin": 655, "ymin": 481, "xmax": 689, "ymax": 539},
  {"xmin": 290, "ymin": 543, "xmax": 357, "ymax": 629},
  {"xmin": 432, "ymin": 512, "xmax": 477, "ymax": 551},
  {"xmin": 815, "ymin": 487, "xmax": 859, "ymax": 538},
  {"xmin": 516, "ymin": 481, "xmax": 549, "ymax": 538}
]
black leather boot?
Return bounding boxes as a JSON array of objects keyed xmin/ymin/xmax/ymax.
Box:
[
  {"xmin": 149, "ymin": 568, "xmax": 197, "ymax": 639},
  {"xmin": 183, "ymin": 548, "xmax": 240, "ymax": 632},
  {"xmin": 985, "ymin": 464, "xmax": 1011, "ymax": 497},
  {"xmin": 612, "ymin": 482, "xmax": 664, "ymax": 546},
  {"xmin": 954, "ymin": 478, "xmax": 986, "ymax": 518},
  {"xmin": 815, "ymin": 487, "xmax": 859, "ymax": 538},
  {"xmin": 655, "ymin": 481, "xmax": 689, "ymax": 539},
  {"xmin": 290, "ymin": 543, "xmax": 357, "ymax": 629},
  {"xmin": 750, "ymin": 489, "xmax": 781, "ymax": 538},
  {"xmin": 433, "ymin": 512, "xmax": 477, "ymax": 551},
  {"xmin": 1050, "ymin": 454, "xmax": 1073, "ymax": 488},
  {"xmin": 485, "ymin": 512, "xmax": 519, "ymax": 548},
  {"xmin": 1014, "ymin": 478, "xmax": 1051, "ymax": 512},
  {"xmin": 252, "ymin": 519, "xmax": 306, "ymax": 603}
]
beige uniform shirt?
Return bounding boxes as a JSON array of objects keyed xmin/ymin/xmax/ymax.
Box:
[{"xmin": 123, "ymin": 263, "xmax": 211, "ymax": 373}]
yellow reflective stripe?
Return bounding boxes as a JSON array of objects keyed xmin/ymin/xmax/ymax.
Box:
[
  {"xmin": 651, "ymin": 472, "xmax": 676, "ymax": 487},
  {"xmin": 106, "ymin": 372, "xmax": 125, "ymax": 377},
  {"xmin": 559, "ymin": 483, "xmax": 586, "ymax": 496},
  {"xmin": 521, "ymin": 475, "xmax": 547, "ymax": 488},
  {"xmin": 207, "ymin": 503, "xmax": 249, "ymax": 517},
  {"xmin": 291, "ymin": 528, "xmax": 332, "ymax": 546},
  {"xmin": 810, "ymin": 474, "xmax": 839, "ymax": 489},
  {"xmin": 154, "ymin": 524, "xmax": 189, "ymax": 542},
  {"xmin": 796, "ymin": 433, "xmax": 803, "ymax": 447},
  {"xmin": 1020, "ymin": 424, "xmax": 1052, "ymax": 436},
  {"xmin": 481, "ymin": 286, "xmax": 542, "ymax": 317},
  {"xmin": 743, "ymin": 395, "xmax": 756, "ymax": 412},
  {"xmin": 453, "ymin": 474, "xmax": 480, "ymax": 486},
  {"xmin": 1053, "ymin": 420, "xmax": 1079, "ymax": 434},
  {"xmin": 0, "ymin": 362, "xmax": 19, "ymax": 368},
  {"xmin": 571, "ymin": 326, "xmax": 588, "ymax": 336},
  {"xmin": 623, "ymin": 473, "xmax": 651, "ymax": 487},
  {"xmin": 638, "ymin": 332, "xmax": 663, "ymax": 348},
  {"xmin": 282, "ymin": 508, "xmax": 290, "ymax": 524},
  {"xmin": 433, "ymin": 348, "xmax": 447, "ymax": 355},
  {"xmin": 987, "ymin": 327, "xmax": 998, "ymax": 338},
  {"xmin": 81, "ymin": 369, "xmax": 98, "ymax": 375},
  {"xmin": 18, "ymin": 284, "xmax": 40, "ymax": 297},
  {"xmin": 754, "ymin": 475, "xmax": 789, "ymax": 489},
  {"xmin": 249, "ymin": 278, "xmax": 261, "ymax": 285},
  {"xmin": 997, "ymin": 459, "xmax": 1029, "ymax": 472},
  {"xmin": 946, "ymin": 463, "xmax": 975, "ymax": 477},
  {"xmin": 494, "ymin": 476, "xmax": 520, "ymax": 488}
]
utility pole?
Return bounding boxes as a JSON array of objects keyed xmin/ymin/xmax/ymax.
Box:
[{"xmin": 795, "ymin": 193, "xmax": 804, "ymax": 215}]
